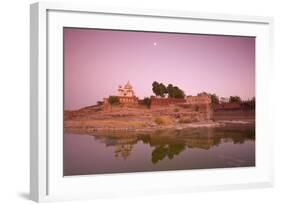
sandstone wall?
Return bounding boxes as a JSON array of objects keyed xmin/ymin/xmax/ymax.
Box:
[
  {"xmin": 213, "ymin": 110, "xmax": 255, "ymax": 121},
  {"xmin": 150, "ymin": 97, "xmax": 186, "ymax": 107}
]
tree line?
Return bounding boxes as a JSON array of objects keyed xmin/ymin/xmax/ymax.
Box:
[
  {"xmin": 152, "ymin": 81, "xmax": 185, "ymax": 99},
  {"xmin": 223, "ymin": 96, "xmax": 255, "ymax": 104}
]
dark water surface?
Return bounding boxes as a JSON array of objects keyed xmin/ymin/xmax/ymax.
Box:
[{"xmin": 64, "ymin": 124, "xmax": 255, "ymax": 176}]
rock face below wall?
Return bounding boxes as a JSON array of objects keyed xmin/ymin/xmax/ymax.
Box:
[
  {"xmin": 213, "ymin": 110, "xmax": 255, "ymax": 121},
  {"xmin": 64, "ymin": 103, "xmax": 213, "ymax": 133}
]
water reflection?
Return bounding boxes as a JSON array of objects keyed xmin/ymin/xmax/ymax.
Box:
[
  {"xmin": 91, "ymin": 125, "xmax": 255, "ymax": 164},
  {"xmin": 151, "ymin": 144, "xmax": 185, "ymax": 164},
  {"xmin": 64, "ymin": 124, "xmax": 255, "ymax": 175}
]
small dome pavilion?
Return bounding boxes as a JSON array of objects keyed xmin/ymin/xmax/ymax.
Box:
[
  {"xmin": 117, "ymin": 81, "xmax": 138, "ymax": 105},
  {"xmin": 118, "ymin": 81, "xmax": 135, "ymax": 97}
]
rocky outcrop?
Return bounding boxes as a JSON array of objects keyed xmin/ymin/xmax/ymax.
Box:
[{"xmin": 64, "ymin": 103, "xmax": 213, "ymax": 133}]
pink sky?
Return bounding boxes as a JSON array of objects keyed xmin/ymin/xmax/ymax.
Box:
[{"xmin": 64, "ymin": 28, "xmax": 255, "ymax": 110}]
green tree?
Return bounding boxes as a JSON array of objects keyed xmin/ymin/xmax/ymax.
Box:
[
  {"xmin": 210, "ymin": 94, "xmax": 219, "ymax": 104},
  {"xmin": 229, "ymin": 96, "xmax": 242, "ymax": 103},
  {"xmin": 167, "ymin": 84, "xmax": 185, "ymax": 99},
  {"xmin": 153, "ymin": 81, "xmax": 185, "ymax": 98},
  {"xmin": 152, "ymin": 81, "xmax": 161, "ymax": 96},
  {"xmin": 108, "ymin": 96, "xmax": 120, "ymax": 105},
  {"xmin": 173, "ymin": 86, "xmax": 185, "ymax": 98},
  {"xmin": 158, "ymin": 83, "xmax": 167, "ymax": 97},
  {"xmin": 167, "ymin": 84, "xmax": 174, "ymax": 98},
  {"xmin": 152, "ymin": 81, "xmax": 167, "ymax": 97}
]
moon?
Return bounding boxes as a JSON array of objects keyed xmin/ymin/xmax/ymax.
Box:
[{"xmin": 153, "ymin": 42, "xmax": 157, "ymax": 46}]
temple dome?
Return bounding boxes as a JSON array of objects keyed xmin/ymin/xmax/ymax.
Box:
[
  {"xmin": 124, "ymin": 81, "xmax": 132, "ymax": 89},
  {"xmin": 118, "ymin": 81, "xmax": 136, "ymax": 97}
]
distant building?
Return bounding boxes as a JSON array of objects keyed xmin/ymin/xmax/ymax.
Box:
[
  {"xmin": 118, "ymin": 81, "xmax": 135, "ymax": 97},
  {"xmin": 117, "ymin": 81, "xmax": 138, "ymax": 105},
  {"xmin": 219, "ymin": 97, "xmax": 229, "ymax": 103},
  {"xmin": 103, "ymin": 81, "xmax": 138, "ymax": 106}
]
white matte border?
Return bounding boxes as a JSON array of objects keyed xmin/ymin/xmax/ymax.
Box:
[{"xmin": 30, "ymin": 2, "xmax": 274, "ymax": 202}]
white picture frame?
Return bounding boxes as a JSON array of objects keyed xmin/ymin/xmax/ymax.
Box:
[{"xmin": 30, "ymin": 2, "xmax": 274, "ymax": 202}]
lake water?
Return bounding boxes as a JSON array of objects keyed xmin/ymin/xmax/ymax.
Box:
[{"xmin": 64, "ymin": 124, "xmax": 255, "ymax": 176}]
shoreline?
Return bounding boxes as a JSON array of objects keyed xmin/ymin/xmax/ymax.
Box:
[{"xmin": 64, "ymin": 119, "xmax": 255, "ymax": 135}]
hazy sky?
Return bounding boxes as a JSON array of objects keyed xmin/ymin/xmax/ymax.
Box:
[{"xmin": 64, "ymin": 28, "xmax": 255, "ymax": 110}]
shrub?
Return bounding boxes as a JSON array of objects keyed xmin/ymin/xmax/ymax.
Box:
[
  {"xmin": 154, "ymin": 116, "xmax": 172, "ymax": 125},
  {"xmin": 229, "ymin": 96, "xmax": 242, "ymax": 103},
  {"xmin": 108, "ymin": 96, "xmax": 120, "ymax": 105},
  {"xmin": 143, "ymin": 97, "xmax": 151, "ymax": 108},
  {"xmin": 97, "ymin": 101, "xmax": 103, "ymax": 106}
]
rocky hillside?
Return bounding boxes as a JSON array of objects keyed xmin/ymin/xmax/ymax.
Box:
[{"xmin": 64, "ymin": 103, "xmax": 212, "ymax": 133}]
